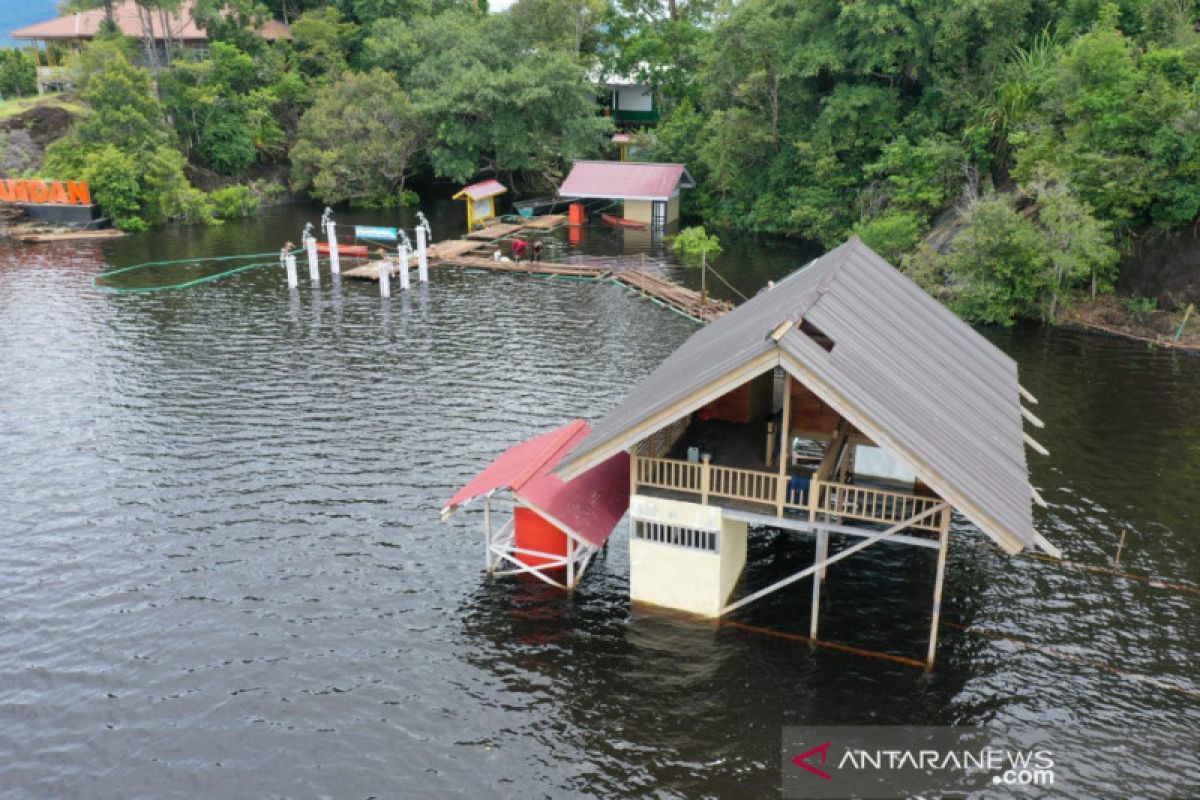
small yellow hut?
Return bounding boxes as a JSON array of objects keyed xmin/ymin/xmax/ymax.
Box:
[{"xmin": 453, "ymin": 180, "xmax": 507, "ymax": 229}]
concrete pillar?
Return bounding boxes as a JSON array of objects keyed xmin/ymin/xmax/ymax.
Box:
[
  {"xmin": 326, "ymin": 219, "xmax": 340, "ymax": 275},
  {"xmin": 305, "ymin": 235, "xmax": 319, "ymax": 279},
  {"xmin": 379, "ymin": 255, "xmax": 391, "ymax": 298},
  {"xmin": 305, "ymin": 244, "xmax": 319, "ymax": 285},
  {"xmin": 416, "ymin": 225, "xmax": 429, "ymax": 283},
  {"xmin": 398, "ymin": 246, "xmax": 411, "ymax": 291},
  {"xmin": 284, "ymin": 252, "xmax": 298, "ymax": 289}
]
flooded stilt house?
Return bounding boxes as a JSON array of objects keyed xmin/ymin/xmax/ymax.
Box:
[
  {"xmin": 552, "ymin": 237, "xmax": 1057, "ymax": 667},
  {"xmin": 444, "ymin": 237, "xmax": 1056, "ymax": 667}
]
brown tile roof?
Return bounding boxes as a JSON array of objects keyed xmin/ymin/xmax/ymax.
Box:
[{"xmin": 12, "ymin": 0, "xmax": 290, "ymax": 42}]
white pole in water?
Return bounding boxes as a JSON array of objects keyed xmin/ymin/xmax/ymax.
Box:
[
  {"xmin": 398, "ymin": 244, "xmax": 411, "ymax": 291},
  {"xmin": 379, "ymin": 253, "xmax": 391, "ymax": 298},
  {"xmin": 305, "ymin": 234, "xmax": 319, "ymax": 279},
  {"xmin": 416, "ymin": 225, "xmax": 429, "ymax": 283},
  {"xmin": 283, "ymin": 250, "xmax": 298, "ymax": 289},
  {"xmin": 326, "ymin": 219, "xmax": 340, "ymax": 275},
  {"xmin": 306, "ymin": 241, "xmax": 320, "ymax": 284}
]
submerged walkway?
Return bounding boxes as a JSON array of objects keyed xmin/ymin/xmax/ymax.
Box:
[{"xmin": 342, "ymin": 215, "xmax": 734, "ymax": 323}]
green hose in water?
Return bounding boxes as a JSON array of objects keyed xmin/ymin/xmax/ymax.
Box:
[{"xmin": 92, "ymin": 249, "xmax": 300, "ymax": 294}]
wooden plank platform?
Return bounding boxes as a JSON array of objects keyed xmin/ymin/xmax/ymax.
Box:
[
  {"xmin": 444, "ymin": 255, "xmax": 607, "ymax": 279},
  {"xmin": 16, "ymin": 229, "xmax": 126, "ymax": 243},
  {"xmin": 342, "ymin": 238, "xmax": 487, "ymax": 279},
  {"xmin": 428, "ymin": 239, "xmax": 484, "ymax": 260},
  {"xmin": 522, "ymin": 214, "xmax": 567, "ymax": 230},
  {"xmin": 615, "ymin": 269, "xmax": 734, "ymax": 323},
  {"xmin": 339, "ymin": 224, "xmax": 737, "ymax": 325},
  {"xmin": 467, "ymin": 222, "xmax": 523, "ymax": 240}
]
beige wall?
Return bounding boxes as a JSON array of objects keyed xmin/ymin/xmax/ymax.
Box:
[
  {"xmin": 628, "ymin": 495, "xmax": 748, "ymax": 618},
  {"xmin": 624, "ymin": 199, "xmax": 653, "ymax": 223},
  {"xmin": 667, "ymin": 194, "xmax": 680, "ymax": 224}
]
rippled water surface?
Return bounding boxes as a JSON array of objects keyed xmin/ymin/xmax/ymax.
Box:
[{"xmin": 1, "ymin": 204, "xmax": 1197, "ymax": 798}]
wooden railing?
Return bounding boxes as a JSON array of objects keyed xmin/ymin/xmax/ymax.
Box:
[
  {"xmin": 636, "ymin": 456, "xmax": 702, "ymax": 494},
  {"xmin": 631, "ymin": 455, "xmax": 944, "ymax": 531},
  {"xmin": 709, "ymin": 464, "xmax": 778, "ymax": 506},
  {"xmin": 813, "ymin": 480, "xmax": 944, "ymax": 532}
]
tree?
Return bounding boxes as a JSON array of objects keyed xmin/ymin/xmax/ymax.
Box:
[
  {"xmin": 291, "ymin": 69, "xmax": 428, "ymax": 205},
  {"xmin": 0, "ymin": 50, "xmax": 37, "ymax": 98},
  {"xmin": 291, "ymin": 6, "xmax": 358, "ymax": 79},
  {"xmin": 944, "ymin": 197, "xmax": 1048, "ymax": 326},
  {"xmin": 1025, "ymin": 173, "xmax": 1119, "ymax": 316},
  {"xmin": 671, "ymin": 225, "xmax": 722, "ymax": 305},
  {"xmin": 937, "ymin": 179, "xmax": 1118, "ymax": 325},
  {"xmin": 43, "ymin": 41, "xmax": 215, "ymax": 230},
  {"xmin": 160, "ymin": 41, "xmax": 267, "ymax": 174},
  {"xmin": 364, "ymin": 11, "xmax": 609, "ymax": 184}
]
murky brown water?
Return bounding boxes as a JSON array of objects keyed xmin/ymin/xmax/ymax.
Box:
[{"xmin": 1, "ymin": 202, "xmax": 1196, "ymax": 798}]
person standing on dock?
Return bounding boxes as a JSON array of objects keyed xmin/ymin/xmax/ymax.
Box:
[
  {"xmin": 532, "ymin": 240, "xmax": 543, "ymax": 264},
  {"xmin": 511, "ymin": 238, "xmax": 529, "ymax": 265}
]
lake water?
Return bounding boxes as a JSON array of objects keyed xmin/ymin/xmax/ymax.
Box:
[{"xmin": 1, "ymin": 202, "xmax": 1197, "ymax": 798}]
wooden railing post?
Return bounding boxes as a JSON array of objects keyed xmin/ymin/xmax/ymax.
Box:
[
  {"xmin": 807, "ymin": 479, "xmax": 821, "ymax": 524},
  {"xmin": 700, "ymin": 454, "xmax": 711, "ymax": 505},
  {"xmin": 776, "ymin": 374, "xmax": 792, "ymax": 517}
]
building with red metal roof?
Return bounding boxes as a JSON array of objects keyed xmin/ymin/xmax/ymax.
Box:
[{"xmin": 558, "ymin": 161, "xmax": 695, "ymax": 228}]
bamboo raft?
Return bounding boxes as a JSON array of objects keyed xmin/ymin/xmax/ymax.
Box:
[{"xmin": 614, "ymin": 268, "xmax": 734, "ymax": 323}]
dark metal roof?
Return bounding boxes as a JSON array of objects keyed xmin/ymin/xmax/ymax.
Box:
[{"xmin": 556, "ymin": 237, "xmax": 1037, "ymax": 553}]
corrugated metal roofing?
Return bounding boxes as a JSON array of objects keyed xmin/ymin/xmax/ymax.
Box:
[
  {"xmin": 558, "ymin": 161, "xmax": 695, "ymax": 201},
  {"xmin": 442, "ymin": 420, "xmax": 629, "ymax": 548},
  {"xmin": 556, "ymin": 237, "xmax": 1037, "ymax": 554},
  {"xmin": 454, "ymin": 180, "xmax": 507, "ymax": 201},
  {"xmin": 12, "ymin": 0, "xmax": 291, "ymax": 41}
]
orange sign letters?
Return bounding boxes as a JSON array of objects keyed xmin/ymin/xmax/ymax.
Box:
[{"xmin": 0, "ymin": 179, "xmax": 91, "ymax": 205}]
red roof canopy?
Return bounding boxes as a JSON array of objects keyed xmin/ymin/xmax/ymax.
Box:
[
  {"xmin": 442, "ymin": 420, "xmax": 629, "ymax": 548},
  {"xmin": 558, "ymin": 161, "xmax": 695, "ymax": 202},
  {"xmin": 454, "ymin": 180, "xmax": 507, "ymax": 201},
  {"xmin": 12, "ymin": 0, "xmax": 291, "ymax": 41}
]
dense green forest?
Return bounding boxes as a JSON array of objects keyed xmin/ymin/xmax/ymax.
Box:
[{"xmin": 2, "ymin": 0, "xmax": 1199, "ymax": 324}]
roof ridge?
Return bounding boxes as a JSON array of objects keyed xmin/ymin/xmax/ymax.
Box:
[{"xmin": 792, "ymin": 238, "xmax": 858, "ymax": 324}]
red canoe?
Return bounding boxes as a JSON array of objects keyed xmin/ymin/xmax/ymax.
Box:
[
  {"xmin": 316, "ymin": 242, "xmax": 370, "ymax": 257},
  {"xmin": 600, "ymin": 213, "xmax": 648, "ymax": 230}
]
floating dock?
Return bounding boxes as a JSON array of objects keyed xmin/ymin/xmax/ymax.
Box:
[
  {"xmin": 341, "ymin": 216, "xmax": 735, "ymax": 323},
  {"xmin": 15, "ymin": 228, "xmax": 125, "ymax": 243}
]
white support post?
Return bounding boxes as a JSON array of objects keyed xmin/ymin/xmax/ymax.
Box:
[
  {"xmin": 484, "ymin": 496, "xmax": 493, "ymax": 573},
  {"xmin": 307, "ymin": 241, "xmax": 320, "ymax": 284},
  {"xmin": 398, "ymin": 245, "xmax": 411, "ymax": 291},
  {"xmin": 378, "ymin": 254, "xmax": 391, "ymax": 298},
  {"xmin": 284, "ymin": 252, "xmax": 298, "ymax": 289},
  {"xmin": 809, "ymin": 528, "xmax": 828, "ymax": 640},
  {"xmin": 416, "ymin": 225, "xmax": 429, "ymax": 283},
  {"xmin": 566, "ymin": 535, "xmax": 575, "ymax": 589},
  {"xmin": 926, "ymin": 507, "xmax": 952, "ymax": 669},
  {"xmin": 700, "ymin": 454, "xmax": 711, "ymax": 505},
  {"xmin": 722, "ymin": 502, "xmax": 946, "ymax": 616},
  {"xmin": 305, "ymin": 235, "xmax": 319, "ymax": 280},
  {"xmin": 326, "ymin": 219, "xmax": 340, "ymax": 275}
]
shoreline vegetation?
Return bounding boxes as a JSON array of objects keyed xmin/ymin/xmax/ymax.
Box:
[{"xmin": 0, "ymin": 0, "xmax": 1196, "ymax": 340}]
